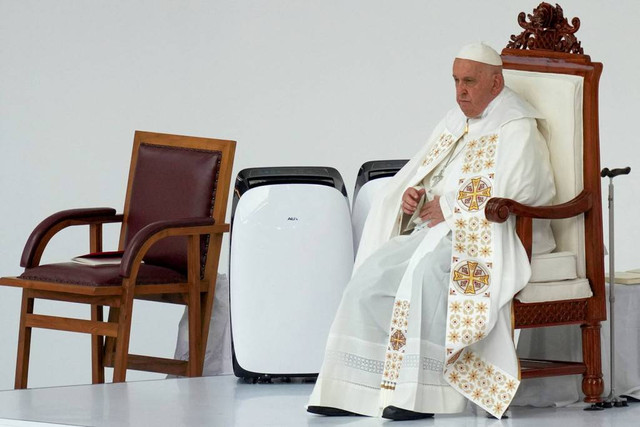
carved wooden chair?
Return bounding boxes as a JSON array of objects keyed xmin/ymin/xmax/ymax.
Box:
[
  {"xmin": 0, "ymin": 131, "xmax": 236, "ymax": 388},
  {"xmin": 485, "ymin": 3, "xmax": 605, "ymax": 405}
]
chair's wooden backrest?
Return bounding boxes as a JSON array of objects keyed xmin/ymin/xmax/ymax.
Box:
[
  {"xmin": 118, "ymin": 131, "xmax": 236, "ymax": 278},
  {"xmin": 501, "ymin": 2, "xmax": 605, "ymax": 318}
]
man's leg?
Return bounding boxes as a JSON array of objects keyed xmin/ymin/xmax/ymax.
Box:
[
  {"xmin": 308, "ymin": 232, "xmax": 428, "ymax": 416},
  {"xmin": 382, "ymin": 232, "xmax": 464, "ymax": 417}
]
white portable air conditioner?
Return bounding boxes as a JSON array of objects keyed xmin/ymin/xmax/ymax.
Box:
[
  {"xmin": 230, "ymin": 167, "xmax": 353, "ymax": 380},
  {"xmin": 351, "ymin": 160, "xmax": 408, "ymax": 254}
]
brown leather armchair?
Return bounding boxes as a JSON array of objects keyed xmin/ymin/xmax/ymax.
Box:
[{"xmin": 0, "ymin": 131, "xmax": 236, "ymax": 388}]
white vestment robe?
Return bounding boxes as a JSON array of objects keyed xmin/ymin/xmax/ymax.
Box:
[{"xmin": 308, "ymin": 87, "xmax": 556, "ymax": 419}]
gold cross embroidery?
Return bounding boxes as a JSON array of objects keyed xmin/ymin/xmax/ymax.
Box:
[
  {"xmin": 458, "ymin": 177, "xmax": 491, "ymax": 211},
  {"xmin": 453, "ymin": 261, "xmax": 489, "ymax": 295},
  {"xmin": 390, "ymin": 330, "xmax": 406, "ymax": 351}
]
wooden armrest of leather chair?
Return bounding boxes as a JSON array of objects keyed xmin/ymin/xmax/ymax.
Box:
[
  {"xmin": 485, "ymin": 190, "xmax": 593, "ymax": 260},
  {"xmin": 119, "ymin": 217, "xmax": 229, "ymax": 278},
  {"xmin": 20, "ymin": 208, "xmax": 124, "ymax": 268}
]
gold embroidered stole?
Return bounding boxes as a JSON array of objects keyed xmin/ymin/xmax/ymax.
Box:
[{"xmin": 443, "ymin": 132, "xmax": 518, "ymax": 418}]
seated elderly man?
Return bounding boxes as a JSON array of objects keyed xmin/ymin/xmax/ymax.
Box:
[{"xmin": 307, "ymin": 42, "xmax": 556, "ymax": 420}]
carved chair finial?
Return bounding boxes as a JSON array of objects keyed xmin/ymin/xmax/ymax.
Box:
[{"xmin": 507, "ymin": 2, "xmax": 584, "ymax": 54}]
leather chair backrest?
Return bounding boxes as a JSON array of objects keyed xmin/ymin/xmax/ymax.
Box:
[
  {"xmin": 125, "ymin": 143, "xmax": 221, "ymax": 274},
  {"xmin": 504, "ymin": 69, "xmax": 586, "ymax": 277}
]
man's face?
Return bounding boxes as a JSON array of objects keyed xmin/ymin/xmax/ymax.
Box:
[{"xmin": 452, "ymin": 58, "xmax": 502, "ymax": 118}]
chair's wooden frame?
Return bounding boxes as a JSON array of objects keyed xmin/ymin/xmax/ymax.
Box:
[
  {"xmin": 0, "ymin": 131, "xmax": 236, "ymax": 388},
  {"xmin": 485, "ymin": 3, "xmax": 605, "ymax": 403}
]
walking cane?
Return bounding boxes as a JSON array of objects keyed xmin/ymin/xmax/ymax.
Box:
[{"xmin": 600, "ymin": 166, "xmax": 631, "ymax": 408}]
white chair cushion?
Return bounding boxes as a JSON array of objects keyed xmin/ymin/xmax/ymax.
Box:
[
  {"xmin": 529, "ymin": 251, "xmax": 577, "ymax": 283},
  {"xmin": 505, "ymin": 69, "xmax": 593, "ymax": 305},
  {"xmin": 516, "ymin": 278, "xmax": 592, "ymax": 303},
  {"xmin": 504, "ymin": 70, "xmax": 586, "ymax": 278},
  {"xmin": 518, "ymin": 251, "xmax": 589, "ymax": 303}
]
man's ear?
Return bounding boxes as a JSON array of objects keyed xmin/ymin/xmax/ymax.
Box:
[{"xmin": 492, "ymin": 74, "xmax": 504, "ymax": 95}]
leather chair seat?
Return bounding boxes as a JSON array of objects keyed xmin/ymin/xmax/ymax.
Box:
[{"xmin": 20, "ymin": 262, "xmax": 186, "ymax": 287}]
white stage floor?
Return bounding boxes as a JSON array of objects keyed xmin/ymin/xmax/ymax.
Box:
[{"xmin": 0, "ymin": 375, "xmax": 638, "ymax": 426}]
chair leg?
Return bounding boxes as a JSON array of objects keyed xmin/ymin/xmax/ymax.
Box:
[
  {"xmin": 187, "ymin": 236, "xmax": 202, "ymax": 376},
  {"xmin": 187, "ymin": 289, "xmax": 202, "ymax": 376},
  {"xmin": 199, "ymin": 234, "xmax": 223, "ymax": 374},
  {"xmin": 112, "ymin": 286, "xmax": 135, "ymax": 382},
  {"xmin": 581, "ymin": 322, "xmax": 604, "ymax": 403},
  {"xmin": 103, "ymin": 307, "xmax": 119, "ymax": 368},
  {"xmin": 199, "ymin": 290, "xmax": 212, "ymax": 375},
  {"xmin": 91, "ymin": 304, "xmax": 105, "ymax": 384},
  {"xmin": 15, "ymin": 291, "xmax": 34, "ymax": 389},
  {"xmin": 90, "ymin": 226, "xmax": 105, "ymax": 383}
]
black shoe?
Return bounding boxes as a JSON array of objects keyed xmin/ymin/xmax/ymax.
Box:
[
  {"xmin": 486, "ymin": 410, "xmax": 509, "ymax": 419},
  {"xmin": 382, "ymin": 405, "xmax": 434, "ymax": 421},
  {"xmin": 307, "ymin": 405, "xmax": 358, "ymax": 416}
]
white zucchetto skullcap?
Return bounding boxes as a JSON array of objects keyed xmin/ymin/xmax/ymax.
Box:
[{"xmin": 455, "ymin": 42, "xmax": 502, "ymax": 66}]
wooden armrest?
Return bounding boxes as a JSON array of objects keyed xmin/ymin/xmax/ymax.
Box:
[
  {"xmin": 485, "ymin": 190, "xmax": 592, "ymax": 223},
  {"xmin": 119, "ymin": 217, "xmax": 227, "ymax": 278},
  {"xmin": 21, "ymin": 208, "xmax": 123, "ymax": 268}
]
